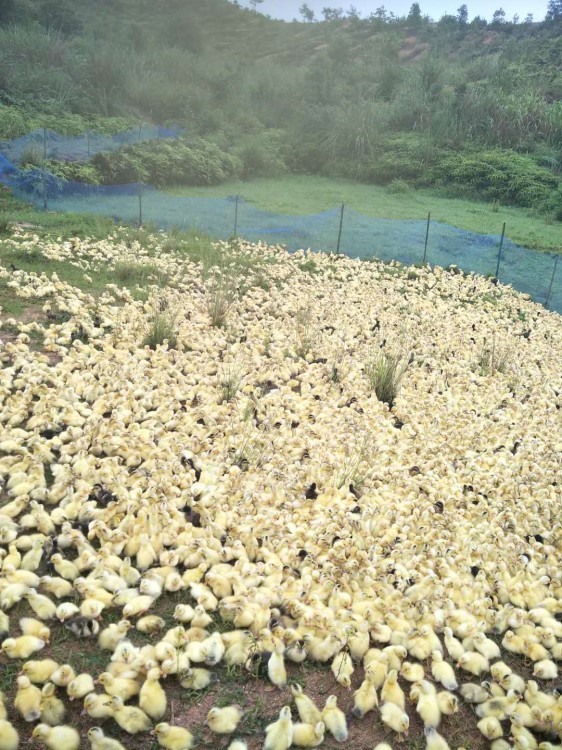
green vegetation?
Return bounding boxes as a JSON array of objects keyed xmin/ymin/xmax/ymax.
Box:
[
  {"xmin": 366, "ymin": 350, "xmax": 410, "ymax": 407},
  {"xmin": 169, "ymin": 175, "xmax": 562, "ymax": 252},
  {"xmin": 1, "ymin": 0, "xmax": 562, "ymax": 226}
]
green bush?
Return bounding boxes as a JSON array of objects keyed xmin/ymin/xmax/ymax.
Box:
[
  {"xmin": 92, "ymin": 139, "xmax": 241, "ymax": 187},
  {"xmin": 45, "ymin": 160, "xmax": 102, "ymax": 184},
  {"xmin": 428, "ymin": 150, "xmax": 558, "ymax": 208},
  {"xmin": 387, "ymin": 179, "xmax": 411, "ymax": 194}
]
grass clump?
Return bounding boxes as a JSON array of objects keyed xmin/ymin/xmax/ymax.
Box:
[
  {"xmin": 219, "ymin": 362, "xmax": 243, "ymax": 403},
  {"xmin": 294, "ymin": 306, "xmax": 315, "ymax": 359},
  {"xmin": 114, "ymin": 260, "xmax": 166, "ymax": 286},
  {"xmin": 143, "ymin": 298, "xmax": 178, "ymax": 350},
  {"xmin": 477, "ymin": 333, "xmax": 512, "ymax": 376},
  {"xmin": 206, "ymin": 273, "xmax": 235, "ymax": 328},
  {"xmin": 365, "ymin": 349, "xmax": 409, "ymax": 408}
]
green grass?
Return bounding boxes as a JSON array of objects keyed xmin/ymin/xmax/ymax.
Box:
[{"xmin": 168, "ymin": 175, "xmax": 562, "ymax": 253}]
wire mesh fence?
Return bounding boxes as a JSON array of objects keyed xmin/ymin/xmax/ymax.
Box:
[{"xmin": 0, "ymin": 130, "xmax": 560, "ymax": 314}]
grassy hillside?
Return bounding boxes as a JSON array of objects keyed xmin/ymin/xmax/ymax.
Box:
[{"xmin": 1, "ymin": 0, "xmax": 562, "ymax": 222}]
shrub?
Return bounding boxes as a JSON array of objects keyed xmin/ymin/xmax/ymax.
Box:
[
  {"xmin": 365, "ymin": 350, "xmax": 409, "ymax": 407},
  {"xmin": 428, "ymin": 150, "xmax": 558, "ymax": 208},
  {"xmin": 92, "ymin": 139, "xmax": 241, "ymax": 187},
  {"xmin": 206, "ymin": 274, "xmax": 235, "ymax": 327},
  {"xmin": 387, "ymin": 179, "xmax": 411, "ymax": 194},
  {"xmin": 44, "ymin": 160, "xmax": 102, "ymax": 184}
]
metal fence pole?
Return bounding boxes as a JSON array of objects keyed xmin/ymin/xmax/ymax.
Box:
[
  {"xmin": 234, "ymin": 194, "xmax": 239, "ymax": 237},
  {"xmin": 423, "ymin": 211, "xmax": 431, "ymax": 264},
  {"xmin": 336, "ymin": 203, "xmax": 345, "ymax": 254},
  {"xmin": 42, "ymin": 127, "xmax": 47, "ymax": 211},
  {"xmin": 495, "ymin": 221, "xmax": 506, "ymax": 278},
  {"xmin": 545, "ymin": 254, "xmax": 559, "ymax": 309},
  {"xmin": 86, "ymin": 130, "xmax": 90, "ymax": 159},
  {"xmin": 138, "ymin": 123, "xmax": 143, "ymax": 142},
  {"xmin": 138, "ymin": 184, "xmax": 143, "ymax": 227}
]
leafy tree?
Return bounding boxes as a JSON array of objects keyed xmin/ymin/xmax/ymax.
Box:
[
  {"xmin": 546, "ymin": 0, "xmax": 562, "ymax": 19},
  {"xmin": 408, "ymin": 2, "xmax": 422, "ymax": 23},
  {"xmin": 299, "ymin": 3, "xmax": 315, "ymax": 21},
  {"xmin": 492, "ymin": 7, "xmax": 506, "ymax": 24},
  {"xmin": 512, "ymin": 14, "xmax": 519, "ymax": 23},
  {"xmin": 322, "ymin": 7, "xmax": 344, "ymax": 20},
  {"xmin": 249, "ymin": 0, "xmax": 264, "ymax": 11},
  {"xmin": 347, "ymin": 5, "xmax": 361, "ymax": 19},
  {"xmin": 457, "ymin": 4, "xmax": 468, "ymax": 25},
  {"xmin": 524, "ymin": 12, "xmax": 533, "ymax": 22}
]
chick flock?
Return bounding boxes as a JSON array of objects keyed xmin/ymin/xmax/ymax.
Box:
[{"xmin": 0, "ymin": 228, "xmax": 561, "ymax": 750}]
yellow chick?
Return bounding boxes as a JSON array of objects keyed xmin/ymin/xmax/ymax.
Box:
[
  {"xmin": 331, "ymin": 649, "xmax": 354, "ymax": 688},
  {"xmin": 269, "ymin": 642, "xmax": 287, "ymax": 688},
  {"xmin": 179, "ymin": 667, "xmax": 216, "ymax": 691},
  {"xmin": 227, "ymin": 742, "xmax": 248, "ymax": 750},
  {"xmin": 400, "ymin": 662, "xmax": 425, "ymax": 683},
  {"xmin": 473, "ymin": 632, "xmax": 501, "ymax": 660},
  {"xmin": 457, "ymin": 651, "xmax": 489, "ymax": 676},
  {"xmin": 2, "ymin": 635, "xmax": 45, "ymax": 659},
  {"xmin": 25, "ymin": 589, "xmax": 56, "ymax": 620},
  {"xmin": 40, "ymin": 683, "xmax": 66, "ymax": 725},
  {"xmin": 0, "ymin": 720, "xmax": 19, "ymax": 750},
  {"xmin": 436, "ymin": 691, "xmax": 458, "ymax": 716},
  {"xmin": 322, "ymin": 695, "xmax": 348, "ymax": 742},
  {"xmin": 136, "ymin": 615, "xmax": 166, "ymax": 634},
  {"xmin": 264, "ymin": 706, "xmax": 293, "ymax": 750},
  {"xmin": 19, "ymin": 617, "xmax": 50, "ymax": 642},
  {"xmin": 88, "ymin": 727, "xmax": 128, "ymax": 750},
  {"xmin": 139, "ymin": 668, "xmax": 167, "ymax": 721},
  {"xmin": 207, "ymin": 706, "xmax": 243, "ymax": 734},
  {"xmin": 380, "ymin": 702, "xmax": 410, "ymax": 737},
  {"xmin": 98, "ymin": 621, "xmax": 132, "ymax": 651},
  {"xmin": 67, "ymin": 673, "xmax": 95, "ymax": 701},
  {"xmin": 459, "ymin": 683, "xmax": 489, "ymax": 703},
  {"xmin": 97, "ymin": 672, "xmax": 140, "ymax": 701},
  {"xmin": 533, "ymin": 660, "xmax": 558, "ymax": 680},
  {"xmin": 153, "ymin": 722, "xmax": 196, "ymax": 750},
  {"xmin": 425, "ymin": 727, "xmax": 451, "ymax": 750},
  {"xmin": 477, "ymin": 716, "xmax": 503, "ymax": 740},
  {"xmin": 83, "ymin": 693, "xmax": 114, "ymax": 720},
  {"xmin": 416, "ymin": 680, "xmax": 441, "ymax": 729},
  {"xmin": 352, "ymin": 674, "xmax": 378, "ymax": 718},
  {"xmin": 14, "ymin": 675, "xmax": 42, "ymax": 722},
  {"xmin": 292, "ymin": 721, "xmax": 325, "ymax": 747},
  {"xmin": 32, "ymin": 724, "xmax": 80, "ymax": 750},
  {"xmin": 291, "ymin": 684, "xmax": 323, "ymax": 725},
  {"xmin": 50, "ymin": 664, "xmax": 76, "ymax": 687},
  {"xmin": 430, "ymin": 651, "xmax": 458, "ymax": 690},
  {"xmin": 21, "ymin": 659, "xmax": 59, "ymax": 683},
  {"xmin": 476, "ymin": 691, "xmax": 520, "ymax": 720},
  {"xmin": 381, "ymin": 670, "xmax": 406, "ymax": 709},
  {"xmin": 111, "ymin": 695, "xmax": 152, "ymax": 734}
]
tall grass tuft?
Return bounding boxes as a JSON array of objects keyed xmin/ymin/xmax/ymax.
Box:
[
  {"xmin": 219, "ymin": 362, "xmax": 243, "ymax": 403},
  {"xmin": 365, "ymin": 350, "xmax": 409, "ymax": 408},
  {"xmin": 477, "ymin": 333, "xmax": 512, "ymax": 376},
  {"xmin": 207, "ymin": 273, "xmax": 235, "ymax": 328},
  {"xmin": 143, "ymin": 297, "xmax": 177, "ymax": 349}
]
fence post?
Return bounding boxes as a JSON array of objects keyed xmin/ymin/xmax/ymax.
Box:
[
  {"xmin": 138, "ymin": 184, "xmax": 143, "ymax": 227},
  {"xmin": 234, "ymin": 194, "xmax": 239, "ymax": 237},
  {"xmin": 495, "ymin": 221, "xmax": 506, "ymax": 278},
  {"xmin": 336, "ymin": 203, "xmax": 345, "ymax": 254},
  {"xmin": 423, "ymin": 211, "xmax": 431, "ymax": 264},
  {"xmin": 545, "ymin": 254, "xmax": 559, "ymax": 309},
  {"xmin": 138, "ymin": 123, "xmax": 143, "ymax": 142},
  {"xmin": 86, "ymin": 130, "xmax": 90, "ymax": 159},
  {"xmin": 42, "ymin": 127, "xmax": 47, "ymax": 211}
]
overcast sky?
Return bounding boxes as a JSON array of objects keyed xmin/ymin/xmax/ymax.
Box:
[{"xmin": 257, "ymin": 0, "xmax": 545, "ymax": 22}]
